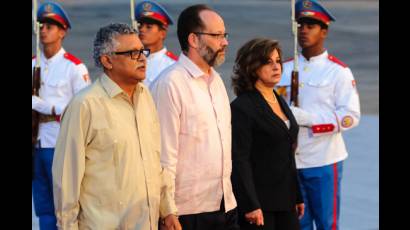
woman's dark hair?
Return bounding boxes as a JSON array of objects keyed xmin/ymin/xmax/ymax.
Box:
[
  {"xmin": 231, "ymin": 38, "xmax": 283, "ymax": 96},
  {"xmin": 177, "ymin": 4, "xmax": 212, "ymax": 52}
]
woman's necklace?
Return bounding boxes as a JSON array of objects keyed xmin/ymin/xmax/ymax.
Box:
[
  {"xmin": 265, "ymin": 94, "xmax": 277, "ymax": 104},
  {"xmin": 255, "ymin": 81, "xmax": 277, "ymax": 104}
]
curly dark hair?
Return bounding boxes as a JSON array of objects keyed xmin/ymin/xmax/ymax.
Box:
[{"xmin": 231, "ymin": 38, "xmax": 283, "ymax": 96}]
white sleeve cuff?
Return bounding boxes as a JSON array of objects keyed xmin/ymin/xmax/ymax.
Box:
[{"xmin": 290, "ymin": 106, "xmax": 313, "ymax": 127}]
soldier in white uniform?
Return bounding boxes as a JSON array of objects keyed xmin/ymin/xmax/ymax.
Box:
[
  {"xmin": 276, "ymin": 1, "xmax": 360, "ymax": 230},
  {"xmin": 31, "ymin": 2, "xmax": 90, "ymax": 229},
  {"xmin": 134, "ymin": 0, "xmax": 177, "ymax": 89}
]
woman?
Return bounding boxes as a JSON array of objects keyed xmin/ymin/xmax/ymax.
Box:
[{"xmin": 230, "ymin": 38, "xmax": 304, "ymax": 230}]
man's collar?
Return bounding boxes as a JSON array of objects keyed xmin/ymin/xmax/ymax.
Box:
[
  {"xmin": 148, "ymin": 47, "xmax": 167, "ymax": 60},
  {"xmin": 41, "ymin": 47, "xmax": 65, "ymax": 63},
  {"xmin": 300, "ymin": 50, "xmax": 328, "ymax": 62},
  {"xmin": 178, "ymin": 53, "xmax": 217, "ymax": 79},
  {"xmin": 100, "ymin": 73, "xmax": 125, "ymax": 98},
  {"xmin": 100, "ymin": 73, "xmax": 144, "ymax": 98}
]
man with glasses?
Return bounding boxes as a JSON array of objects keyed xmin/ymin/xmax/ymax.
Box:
[
  {"xmin": 32, "ymin": 2, "xmax": 90, "ymax": 229},
  {"xmin": 150, "ymin": 4, "xmax": 239, "ymax": 230},
  {"xmin": 134, "ymin": 0, "xmax": 178, "ymax": 89},
  {"xmin": 52, "ymin": 23, "xmax": 180, "ymax": 230}
]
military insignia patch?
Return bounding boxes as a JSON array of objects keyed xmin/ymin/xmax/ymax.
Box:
[
  {"xmin": 351, "ymin": 80, "xmax": 359, "ymax": 94},
  {"xmin": 142, "ymin": 12, "xmax": 154, "ymax": 17},
  {"xmin": 341, "ymin": 116, "xmax": 353, "ymax": 128},
  {"xmin": 45, "ymin": 4, "xmax": 52, "ymax": 13},
  {"xmin": 83, "ymin": 74, "xmax": 90, "ymax": 83},
  {"xmin": 303, "ymin": 0, "xmax": 312, "ymax": 9},
  {"xmin": 143, "ymin": 2, "xmax": 152, "ymax": 12},
  {"xmin": 301, "ymin": 11, "xmax": 315, "ymax": 17}
]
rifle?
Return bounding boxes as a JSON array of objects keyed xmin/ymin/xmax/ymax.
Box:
[
  {"xmin": 32, "ymin": 0, "xmax": 41, "ymax": 148},
  {"xmin": 130, "ymin": 0, "xmax": 139, "ymax": 32},
  {"xmin": 290, "ymin": 0, "xmax": 299, "ymax": 107}
]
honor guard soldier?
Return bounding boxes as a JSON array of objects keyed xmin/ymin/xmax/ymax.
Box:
[
  {"xmin": 276, "ymin": 0, "xmax": 361, "ymax": 229},
  {"xmin": 135, "ymin": 0, "xmax": 177, "ymax": 89},
  {"xmin": 32, "ymin": 2, "xmax": 91, "ymax": 229}
]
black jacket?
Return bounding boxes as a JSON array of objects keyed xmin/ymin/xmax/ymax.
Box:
[{"xmin": 231, "ymin": 89, "xmax": 303, "ymax": 214}]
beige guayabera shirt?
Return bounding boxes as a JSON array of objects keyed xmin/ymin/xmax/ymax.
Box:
[{"xmin": 52, "ymin": 73, "xmax": 176, "ymax": 230}]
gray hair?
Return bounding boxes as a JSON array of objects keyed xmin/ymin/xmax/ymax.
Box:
[{"xmin": 93, "ymin": 22, "xmax": 137, "ymax": 68}]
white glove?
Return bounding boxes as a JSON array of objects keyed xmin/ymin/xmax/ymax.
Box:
[
  {"xmin": 32, "ymin": 96, "xmax": 53, "ymax": 114},
  {"xmin": 290, "ymin": 106, "xmax": 313, "ymax": 127}
]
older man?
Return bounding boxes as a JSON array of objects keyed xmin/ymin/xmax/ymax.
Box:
[
  {"xmin": 52, "ymin": 23, "xmax": 180, "ymax": 230},
  {"xmin": 150, "ymin": 4, "xmax": 239, "ymax": 230}
]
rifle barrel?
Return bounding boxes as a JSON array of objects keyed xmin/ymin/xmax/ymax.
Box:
[
  {"xmin": 290, "ymin": 0, "xmax": 299, "ymax": 107},
  {"xmin": 35, "ymin": 22, "xmax": 40, "ymax": 68},
  {"xmin": 130, "ymin": 0, "xmax": 138, "ymax": 31}
]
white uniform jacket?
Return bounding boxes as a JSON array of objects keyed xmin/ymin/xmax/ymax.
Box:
[
  {"xmin": 32, "ymin": 48, "xmax": 91, "ymax": 148},
  {"xmin": 144, "ymin": 47, "xmax": 177, "ymax": 89},
  {"xmin": 277, "ymin": 51, "xmax": 360, "ymax": 169}
]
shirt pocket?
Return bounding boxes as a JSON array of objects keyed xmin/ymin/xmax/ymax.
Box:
[
  {"xmin": 45, "ymin": 78, "xmax": 71, "ymax": 97},
  {"xmin": 181, "ymin": 109, "xmax": 209, "ymax": 141},
  {"xmin": 89, "ymin": 128, "xmax": 118, "ymax": 162},
  {"xmin": 305, "ymin": 79, "xmax": 334, "ymax": 101},
  {"xmin": 306, "ymin": 78, "xmax": 332, "ymax": 87}
]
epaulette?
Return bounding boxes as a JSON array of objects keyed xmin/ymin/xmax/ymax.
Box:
[
  {"xmin": 64, "ymin": 52, "xmax": 82, "ymax": 65},
  {"xmin": 165, "ymin": 51, "xmax": 178, "ymax": 61},
  {"xmin": 283, "ymin": 57, "xmax": 294, "ymax": 63},
  {"xmin": 328, "ymin": 55, "xmax": 347, "ymax": 68}
]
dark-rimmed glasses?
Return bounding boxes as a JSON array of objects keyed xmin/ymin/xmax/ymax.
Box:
[
  {"xmin": 193, "ymin": 32, "xmax": 229, "ymax": 40},
  {"xmin": 111, "ymin": 48, "xmax": 150, "ymax": 60}
]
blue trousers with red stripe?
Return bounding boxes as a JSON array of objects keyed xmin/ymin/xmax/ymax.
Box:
[
  {"xmin": 298, "ymin": 161, "xmax": 343, "ymax": 230},
  {"xmin": 32, "ymin": 147, "xmax": 58, "ymax": 230}
]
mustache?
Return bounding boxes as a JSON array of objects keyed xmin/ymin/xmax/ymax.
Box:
[{"xmin": 135, "ymin": 63, "xmax": 145, "ymax": 68}]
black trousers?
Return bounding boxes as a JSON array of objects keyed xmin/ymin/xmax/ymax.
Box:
[
  {"xmin": 239, "ymin": 210, "xmax": 300, "ymax": 230},
  {"xmin": 178, "ymin": 198, "xmax": 240, "ymax": 230}
]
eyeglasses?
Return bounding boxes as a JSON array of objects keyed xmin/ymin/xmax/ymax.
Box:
[
  {"xmin": 193, "ymin": 32, "xmax": 229, "ymax": 40},
  {"xmin": 111, "ymin": 48, "xmax": 150, "ymax": 60}
]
